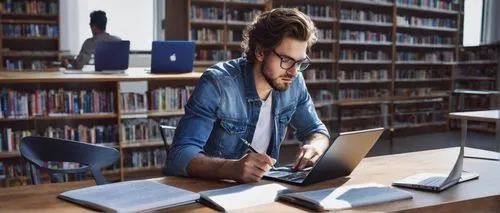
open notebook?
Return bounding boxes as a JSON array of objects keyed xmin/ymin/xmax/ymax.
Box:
[
  {"xmin": 199, "ymin": 183, "xmax": 291, "ymax": 211},
  {"xmin": 58, "ymin": 180, "xmax": 199, "ymax": 212},
  {"xmin": 278, "ymin": 183, "xmax": 413, "ymax": 211}
]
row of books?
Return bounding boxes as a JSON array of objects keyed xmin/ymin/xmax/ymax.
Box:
[
  {"xmin": 340, "ymin": 30, "xmax": 389, "ymax": 42},
  {"xmin": 1, "ymin": 0, "xmax": 58, "ymax": 14},
  {"xmin": 394, "ymin": 113, "xmax": 446, "ymax": 128},
  {"xmin": 317, "ymin": 29, "xmax": 334, "ymax": 40},
  {"xmin": 395, "ymin": 87, "xmax": 447, "ymax": 96},
  {"xmin": 459, "ymin": 49, "xmax": 498, "ymax": 61},
  {"xmin": 340, "ymin": 105, "xmax": 388, "ymax": 118},
  {"xmin": 396, "ymin": 51, "xmax": 454, "ymax": 62},
  {"xmin": 190, "ymin": 28, "xmax": 224, "ymax": 43},
  {"xmin": 396, "ymin": 15, "xmax": 456, "ymax": 29},
  {"xmin": 43, "ymin": 125, "xmax": 118, "ymax": 146},
  {"xmin": 340, "ymin": 9, "xmax": 391, "ymax": 23},
  {"xmin": 395, "ymin": 0, "xmax": 458, "ymax": 11},
  {"xmin": 455, "ymin": 82, "xmax": 495, "ymax": 91},
  {"xmin": 121, "ymin": 119, "xmax": 161, "ymax": 143},
  {"xmin": 396, "ymin": 33, "xmax": 453, "ymax": 45},
  {"xmin": 4, "ymin": 59, "xmax": 48, "ymax": 71},
  {"xmin": 338, "ymin": 69, "xmax": 389, "ymax": 81},
  {"xmin": 228, "ymin": 30, "xmax": 243, "ymax": 42},
  {"xmin": 313, "ymin": 90, "xmax": 334, "ymax": 103},
  {"xmin": 197, "ymin": 49, "xmax": 229, "ymax": 61},
  {"xmin": 310, "ymin": 50, "xmax": 333, "ymax": 60},
  {"xmin": 120, "ymin": 93, "xmax": 148, "ymax": 113},
  {"xmin": 304, "ymin": 69, "xmax": 330, "ymax": 81},
  {"xmin": 0, "ymin": 162, "xmax": 28, "ymax": 180},
  {"xmin": 396, "ymin": 69, "xmax": 449, "ymax": 79},
  {"xmin": 340, "ymin": 50, "xmax": 390, "ymax": 60},
  {"xmin": 0, "ymin": 88, "xmax": 115, "ymax": 118},
  {"xmin": 395, "ymin": 102, "xmax": 446, "ymax": 114},
  {"xmin": 277, "ymin": 5, "xmax": 333, "ymax": 19},
  {"xmin": 190, "ymin": 6, "xmax": 224, "ymax": 21},
  {"xmin": 124, "ymin": 149, "xmax": 166, "ymax": 169},
  {"xmin": 227, "ymin": 9, "xmax": 262, "ymax": 22},
  {"xmin": 455, "ymin": 96, "xmax": 491, "ymax": 110},
  {"xmin": 0, "ymin": 124, "xmax": 117, "ymax": 152},
  {"xmin": 150, "ymin": 87, "xmax": 194, "ymax": 112},
  {"xmin": 339, "ymin": 89, "xmax": 390, "ymax": 100},
  {"xmin": 2, "ymin": 24, "xmax": 58, "ymax": 37},
  {"xmin": 315, "ymin": 104, "xmax": 334, "ymax": 119},
  {"xmin": 457, "ymin": 67, "xmax": 496, "ymax": 78}
]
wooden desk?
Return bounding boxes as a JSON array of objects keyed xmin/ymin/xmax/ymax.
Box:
[
  {"xmin": 449, "ymin": 110, "xmax": 500, "ymax": 160},
  {"xmin": 1, "ymin": 148, "xmax": 499, "ymax": 212}
]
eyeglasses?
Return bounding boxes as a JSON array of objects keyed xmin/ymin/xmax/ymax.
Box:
[{"xmin": 271, "ymin": 49, "xmax": 311, "ymax": 72}]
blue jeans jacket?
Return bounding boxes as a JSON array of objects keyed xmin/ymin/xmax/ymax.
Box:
[{"xmin": 166, "ymin": 57, "xmax": 329, "ymax": 176}]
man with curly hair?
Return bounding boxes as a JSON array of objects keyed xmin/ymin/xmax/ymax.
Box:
[{"xmin": 166, "ymin": 8, "xmax": 330, "ymax": 183}]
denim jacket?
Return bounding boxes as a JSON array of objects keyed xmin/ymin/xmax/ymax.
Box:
[{"xmin": 166, "ymin": 57, "xmax": 329, "ymax": 176}]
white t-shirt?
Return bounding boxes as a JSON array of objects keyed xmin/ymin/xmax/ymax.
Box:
[{"xmin": 251, "ymin": 93, "xmax": 273, "ymax": 153}]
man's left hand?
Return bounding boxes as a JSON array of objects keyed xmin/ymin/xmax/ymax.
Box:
[{"xmin": 293, "ymin": 134, "xmax": 329, "ymax": 171}]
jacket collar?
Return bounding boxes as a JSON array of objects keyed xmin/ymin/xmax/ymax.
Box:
[{"xmin": 241, "ymin": 59, "xmax": 261, "ymax": 102}]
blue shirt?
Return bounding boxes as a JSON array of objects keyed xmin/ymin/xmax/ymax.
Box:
[{"xmin": 166, "ymin": 57, "xmax": 330, "ymax": 176}]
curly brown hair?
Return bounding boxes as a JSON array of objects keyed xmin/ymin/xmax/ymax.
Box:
[{"xmin": 241, "ymin": 8, "xmax": 318, "ymax": 64}]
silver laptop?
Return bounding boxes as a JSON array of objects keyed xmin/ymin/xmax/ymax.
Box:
[
  {"xmin": 392, "ymin": 146, "xmax": 479, "ymax": 192},
  {"xmin": 265, "ymin": 127, "xmax": 384, "ymax": 186}
]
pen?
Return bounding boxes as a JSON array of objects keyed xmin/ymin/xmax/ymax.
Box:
[{"xmin": 239, "ymin": 137, "xmax": 276, "ymax": 169}]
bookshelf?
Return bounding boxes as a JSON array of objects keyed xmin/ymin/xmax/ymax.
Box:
[
  {"xmin": 0, "ymin": 70, "xmax": 201, "ymax": 187},
  {"xmin": 0, "ymin": 0, "xmax": 60, "ymax": 72},
  {"xmin": 450, "ymin": 44, "xmax": 500, "ymax": 133}
]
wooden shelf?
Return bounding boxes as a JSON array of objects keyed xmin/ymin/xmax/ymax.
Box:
[
  {"xmin": 305, "ymin": 79, "xmax": 337, "ymax": 84},
  {"xmin": 393, "ymin": 97, "xmax": 445, "ymax": 104},
  {"xmin": 340, "ymin": 0, "xmax": 394, "ymax": 7},
  {"xmin": 120, "ymin": 110, "xmax": 184, "ymax": 119},
  {"xmin": 195, "ymin": 41, "xmax": 224, "ymax": 46},
  {"xmin": 393, "ymin": 122, "xmax": 447, "ymax": 129},
  {"xmin": 395, "ymin": 78, "xmax": 451, "ymax": 82},
  {"xmin": 336, "ymin": 98, "xmax": 390, "ymax": 106},
  {"xmin": 0, "ymin": 116, "xmax": 33, "ymax": 122},
  {"xmin": 397, "ymin": 24, "xmax": 457, "ymax": 32},
  {"xmin": 1, "ymin": 51, "xmax": 59, "ymax": 57},
  {"xmin": 0, "ymin": 151, "xmax": 20, "ymax": 158},
  {"xmin": 148, "ymin": 110, "xmax": 185, "ymax": 118},
  {"xmin": 392, "ymin": 95, "xmax": 449, "ymax": 101},
  {"xmin": 339, "ymin": 40, "xmax": 392, "ymax": 46},
  {"xmin": 342, "ymin": 115, "xmax": 385, "ymax": 121},
  {"xmin": 314, "ymin": 101, "xmax": 335, "ymax": 108},
  {"xmin": 396, "ymin": 4, "xmax": 458, "ymax": 15},
  {"xmin": 36, "ymin": 113, "xmax": 117, "ymax": 120},
  {"xmin": 194, "ymin": 60, "xmax": 218, "ymax": 67},
  {"xmin": 310, "ymin": 17, "xmax": 336, "ymax": 23},
  {"xmin": 397, "ymin": 43, "xmax": 455, "ymax": 49},
  {"xmin": 2, "ymin": 36, "xmax": 59, "ymax": 40},
  {"xmin": 458, "ymin": 60, "xmax": 498, "ymax": 65},
  {"xmin": 121, "ymin": 140, "xmax": 165, "ymax": 148},
  {"xmin": 338, "ymin": 79, "xmax": 390, "ymax": 84},
  {"xmin": 339, "ymin": 20, "xmax": 393, "ymax": 27},
  {"xmin": 395, "ymin": 61, "xmax": 457, "ymax": 65},
  {"xmin": 455, "ymin": 77, "xmax": 496, "ymax": 81},
  {"xmin": 395, "ymin": 110, "xmax": 447, "ymax": 116},
  {"xmin": 190, "ymin": 19, "xmax": 225, "ymax": 25},
  {"xmin": 339, "ymin": 60, "xmax": 392, "ymax": 64},
  {"xmin": 225, "ymin": 1, "xmax": 267, "ymax": 7},
  {"xmin": 310, "ymin": 59, "xmax": 336, "ymax": 63},
  {"xmin": 123, "ymin": 167, "xmax": 162, "ymax": 173},
  {"xmin": 227, "ymin": 20, "xmax": 252, "ymax": 26}
]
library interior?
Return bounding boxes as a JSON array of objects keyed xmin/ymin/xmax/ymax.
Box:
[{"xmin": 1, "ymin": 0, "xmax": 500, "ymax": 212}]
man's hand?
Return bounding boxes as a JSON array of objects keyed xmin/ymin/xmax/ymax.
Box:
[
  {"xmin": 230, "ymin": 153, "xmax": 274, "ymax": 183},
  {"xmin": 293, "ymin": 133, "xmax": 330, "ymax": 171}
]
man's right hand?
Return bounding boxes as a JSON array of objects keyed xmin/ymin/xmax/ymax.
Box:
[{"xmin": 230, "ymin": 153, "xmax": 274, "ymax": 183}]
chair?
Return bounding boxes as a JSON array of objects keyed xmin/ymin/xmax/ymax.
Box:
[{"xmin": 19, "ymin": 136, "xmax": 120, "ymax": 185}]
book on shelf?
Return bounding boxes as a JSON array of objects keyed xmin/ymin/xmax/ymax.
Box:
[
  {"xmin": 2, "ymin": 24, "xmax": 59, "ymax": 37},
  {"xmin": 1, "ymin": 0, "xmax": 59, "ymax": 14},
  {"xmin": 0, "ymin": 129, "xmax": 33, "ymax": 152},
  {"xmin": 279, "ymin": 183, "xmax": 412, "ymax": 211},
  {"xmin": 121, "ymin": 117, "xmax": 180, "ymax": 143},
  {"xmin": 340, "ymin": 9, "xmax": 392, "ymax": 23},
  {"xmin": 395, "ymin": 0, "xmax": 458, "ymax": 11},
  {"xmin": 396, "ymin": 15, "xmax": 456, "ymax": 29},
  {"xmin": 43, "ymin": 125, "xmax": 118, "ymax": 146},
  {"xmin": 276, "ymin": 4, "xmax": 333, "ymax": 20},
  {"xmin": 59, "ymin": 179, "xmax": 200, "ymax": 212},
  {"xmin": 150, "ymin": 87, "xmax": 194, "ymax": 112},
  {"xmin": 124, "ymin": 148, "xmax": 166, "ymax": 170}
]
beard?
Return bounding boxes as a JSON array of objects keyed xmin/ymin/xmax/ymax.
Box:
[{"xmin": 261, "ymin": 58, "xmax": 294, "ymax": 92}]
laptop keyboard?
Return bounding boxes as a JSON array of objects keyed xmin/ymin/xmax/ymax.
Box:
[{"xmin": 420, "ymin": 176, "xmax": 445, "ymax": 186}]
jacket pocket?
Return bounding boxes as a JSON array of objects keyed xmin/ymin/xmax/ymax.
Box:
[
  {"xmin": 216, "ymin": 118, "xmax": 247, "ymax": 159},
  {"xmin": 278, "ymin": 105, "xmax": 296, "ymax": 142}
]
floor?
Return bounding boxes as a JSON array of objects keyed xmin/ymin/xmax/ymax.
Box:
[{"xmin": 278, "ymin": 130, "xmax": 498, "ymax": 165}]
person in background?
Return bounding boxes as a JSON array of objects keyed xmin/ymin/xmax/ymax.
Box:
[
  {"xmin": 166, "ymin": 8, "xmax": 330, "ymax": 183},
  {"xmin": 62, "ymin": 10, "xmax": 121, "ymax": 69}
]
